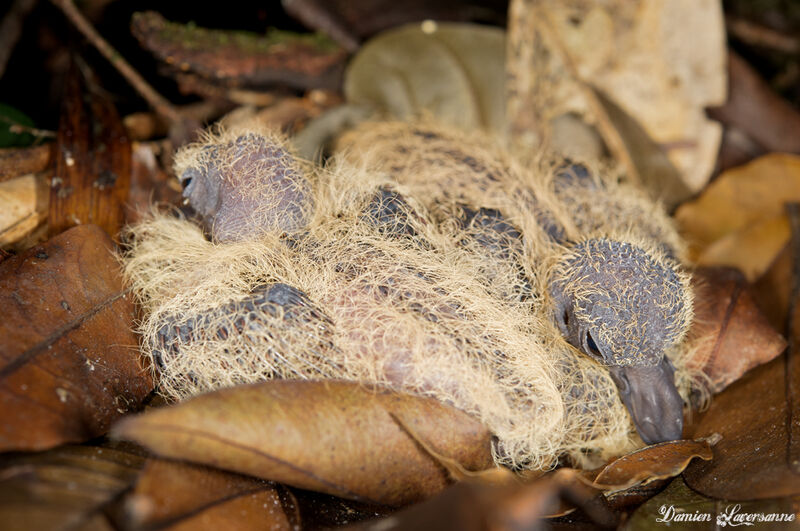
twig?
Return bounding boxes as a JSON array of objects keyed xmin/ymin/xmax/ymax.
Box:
[
  {"xmin": 726, "ymin": 15, "xmax": 800, "ymax": 54},
  {"xmin": 9, "ymin": 125, "xmax": 56, "ymax": 138},
  {"xmin": 50, "ymin": 0, "xmax": 182, "ymax": 125},
  {"xmin": 0, "ymin": 0, "xmax": 38, "ymax": 78},
  {"xmin": 0, "ymin": 116, "xmax": 57, "ymax": 139}
]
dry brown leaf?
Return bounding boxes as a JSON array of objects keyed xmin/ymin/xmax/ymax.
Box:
[
  {"xmin": 686, "ymin": 267, "xmax": 787, "ymax": 394},
  {"xmin": 686, "ymin": 203, "xmax": 800, "ymax": 499},
  {"xmin": 591, "ymin": 439, "xmax": 713, "ymax": 494},
  {"xmin": 753, "ymin": 243, "xmax": 791, "ymax": 332},
  {"xmin": 602, "ymin": 479, "xmax": 673, "ymax": 512},
  {"xmin": 783, "ymin": 203, "xmax": 800, "ymax": 476},
  {"xmin": 696, "ymin": 215, "xmax": 790, "ymax": 281},
  {"xmin": 113, "ymin": 380, "xmax": 494, "ymax": 507},
  {"xmin": 0, "ymin": 224, "xmax": 153, "ymax": 452},
  {"xmin": 127, "ymin": 459, "xmax": 300, "ymax": 530},
  {"xmin": 507, "ymin": 0, "xmax": 725, "ymax": 192},
  {"xmin": 0, "ymin": 443, "xmax": 145, "ymax": 531},
  {"xmin": 675, "ymin": 153, "xmax": 800, "ymax": 264},
  {"xmin": 352, "ymin": 482, "xmax": 508, "ymax": 531},
  {"xmin": 593, "ymin": 87, "xmax": 692, "ymax": 208},
  {"xmin": 389, "ymin": 411, "xmax": 517, "ymax": 487},
  {"xmin": 683, "ymin": 356, "xmax": 799, "ymax": 500},
  {"xmin": 715, "ymin": 125, "xmax": 767, "ymax": 175},
  {"xmin": 161, "ymin": 491, "xmax": 297, "ymax": 531}
]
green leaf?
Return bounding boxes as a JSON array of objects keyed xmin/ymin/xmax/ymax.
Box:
[{"xmin": 0, "ymin": 103, "xmax": 37, "ymax": 148}]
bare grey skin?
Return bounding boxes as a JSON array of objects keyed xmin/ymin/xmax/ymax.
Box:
[
  {"xmin": 180, "ymin": 133, "xmax": 310, "ymax": 243},
  {"xmin": 177, "ymin": 133, "xmax": 686, "ymax": 446}
]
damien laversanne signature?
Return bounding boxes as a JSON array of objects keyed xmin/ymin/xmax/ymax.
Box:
[{"xmin": 656, "ymin": 504, "xmax": 797, "ymax": 526}]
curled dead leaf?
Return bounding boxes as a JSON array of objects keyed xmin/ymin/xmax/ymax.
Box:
[
  {"xmin": 696, "ymin": 215, "xmax": 790, "ymax": 281},
  {"xmin": 685, "ymin": 202, "xmax": 800, "ymax": 500},
  {"xmin": 591, "ymin": 439, "xmax": 713, "ymax": 494},
  {"xmin": 708, "ymin": 51, "xmax": 800, "ymax": 155},
  {"xmin": 388, "ymin": 411, "xmax": 517, "ymax": 487},
  {"xmin": 113, "ymin": 380, "xmax": 494, "ymax": 507},
  {"xmin": 753, "ymin": 242, "xmax": 791, "ymax": 332},
  {"xmin": 593, "ymin": 88, "xmax": 692, "ymax": 209}
]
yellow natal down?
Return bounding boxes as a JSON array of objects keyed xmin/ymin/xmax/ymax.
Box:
[{"xmin": 122, "ymin": 120, "xmax": 703, "ymax": 470}]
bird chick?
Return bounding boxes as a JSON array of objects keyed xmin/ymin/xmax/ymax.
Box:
[
  {"xmin": 175, "ymin": 128, "xmax": 313, "ymax": 243},
  {"xmin": 548, "ymin": 238, "xmax": 688, "ymax": 443},
  {"xmin": 338, "ymin": 122, "xmax": 693, "ymax": 445}
]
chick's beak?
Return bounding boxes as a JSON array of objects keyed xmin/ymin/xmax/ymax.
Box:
[{"xmin": 608, "ymin": 357, "xmax": 684, "ymax": 444}]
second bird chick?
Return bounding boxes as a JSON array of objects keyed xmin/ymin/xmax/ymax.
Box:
[{"xmin": 338, "ymin": 122, "xmax": 694, "ymax": 445}]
